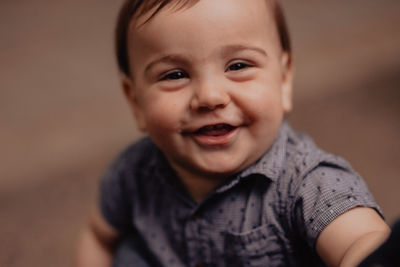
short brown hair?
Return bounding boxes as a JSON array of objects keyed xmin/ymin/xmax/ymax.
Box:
[{"xmin": 115, "ymin": 0, "xmax": 291, "ymax": 76}]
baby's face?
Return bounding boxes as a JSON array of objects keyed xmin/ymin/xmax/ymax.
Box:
[{"xmin": 124, "ymin": 0, "xmax": 293, "ymax": 179}]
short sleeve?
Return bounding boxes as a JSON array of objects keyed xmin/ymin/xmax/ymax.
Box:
[
  {"xmin": 291, "ymin": 164, "xmax": 383, "ymax": 248},
  {"xmin": 99, "ymin": 157, "xmax": 133, "ymax": 233}
]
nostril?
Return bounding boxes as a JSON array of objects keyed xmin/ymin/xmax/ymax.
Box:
[
  {"xmin": 190, "ymin": 95, "xmax": 230, "ymax": 112},
  {"xmin": 196, "ymin": 103, "xmax": 227, "ymax": 113},
  {"xmin": 197, "ymin": 106, "xmax": 212, "ymax": 113}
]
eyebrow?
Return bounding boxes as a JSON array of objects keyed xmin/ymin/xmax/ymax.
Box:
[
  {"xmin": 220, "ymin": 44, "xmax": 268, "ymax": 58},
  {"xmin": 144, "ymin": 54, "xmax": 188, "ymax": 75},
  {"xmin": 144, "ymin": 44, "xmax": 268, "ymax": 74}
]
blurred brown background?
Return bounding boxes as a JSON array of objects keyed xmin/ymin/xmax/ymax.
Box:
[{"xmin": 0, "ymin": 0, "xmax": 399, "ymax": 266}]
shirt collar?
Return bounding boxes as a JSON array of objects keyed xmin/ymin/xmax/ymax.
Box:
[
  {"xmin": 154, "ymin": 121, "xmax": 290, "ymax": 195},
  {"xmin": 216, "ymin": 121, "xmax": 289, "ymax": 193},
  {"xmin": 241, "ymin": 122, "xmax": 289, "ymax": 181}
]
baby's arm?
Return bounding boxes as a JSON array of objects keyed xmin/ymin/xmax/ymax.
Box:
[
  {"xmin": 75, "ymin": 207, "xmax": 120, "ymax": 267},
  {"xmin": 316, "ymin": 207, "xmax": 390, "ymax": 267}
]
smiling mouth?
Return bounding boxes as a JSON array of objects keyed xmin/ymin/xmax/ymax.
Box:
[{"xmin": 195, "ymin": 123, "xmax": 237, "ymax": 136}]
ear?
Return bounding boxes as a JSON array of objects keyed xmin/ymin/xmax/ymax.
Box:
[
  {"xmin": 280, "ymin": 52, "xmax": 294, "ymax": 113},
  {"xmin": 121, "ymin": 74, "xmax": 147, "ymax": 132}
]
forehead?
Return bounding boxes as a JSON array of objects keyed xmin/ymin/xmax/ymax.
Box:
[
  {"xmin": 130, "ymin": 0, "xmax": 274, "ymax": 31},
  {"xmin": 126, "ymin": 0, "xmax": 281, "ymax": 77},
  {"xmin": 128, "ymin": 0, "xmax": 277, "ymax": 47},
  {"xmin": 130, "ymin": 0, "xmax": 278, "ymax": 24}
]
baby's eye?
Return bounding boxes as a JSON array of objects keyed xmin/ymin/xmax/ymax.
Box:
[
  {"xmin": 160, "ymin": 71, "xmax": 188, "ymax": 81},
  {"xmin": 226, "ymin": 62, "xmax": 252, "ymax": 72}
]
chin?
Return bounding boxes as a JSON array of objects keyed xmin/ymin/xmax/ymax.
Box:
[{"xmin": 196, "ymin": 159, "xmax": 246, "ymax": 177}]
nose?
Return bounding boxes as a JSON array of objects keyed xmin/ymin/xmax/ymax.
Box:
[{"xmin": 190, "ymin": 78, "xmax": 230, "ymax": 111}]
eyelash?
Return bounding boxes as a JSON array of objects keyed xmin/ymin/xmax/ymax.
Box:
[
  {"xmin": 226, "ymin": 62, "xmax": 252, "ymax": 72},
  {"xmin": 158, "ymin": 61, "xmax": 253, "ymax": 81},
  {"xmin": 160, "ymin": 70, "xmax": 188, "ymax": 81}
]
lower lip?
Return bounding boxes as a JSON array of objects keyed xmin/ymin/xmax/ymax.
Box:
[{"xmin": 191, "ymin": 127, "xmax": 239, "ymax": 147}]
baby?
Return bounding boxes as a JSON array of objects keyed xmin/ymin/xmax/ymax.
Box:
[{"xmin": 76, "ymin": 0, "xmax": 390, "ymax": 266}]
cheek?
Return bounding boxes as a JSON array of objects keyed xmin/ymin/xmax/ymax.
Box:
[
  {"xmin": 235, "ymin": 80, "xmax": 284, "ymax": 120},
  {"xmin": 141, "ymin": 93, "xmax": 185, "ymax": 131}
]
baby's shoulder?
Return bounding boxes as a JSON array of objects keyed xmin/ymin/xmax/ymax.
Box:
[
  {"xmin": 280, "ymin": 126, "xmax": 355, "ymax": 191},
  {"xmin": 103, "ymin": 136, "xmax": 159, "ymax": 181},
  {"xmin": 119, "ymin": 136, "xmax": 158, "ymax": 163}
]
